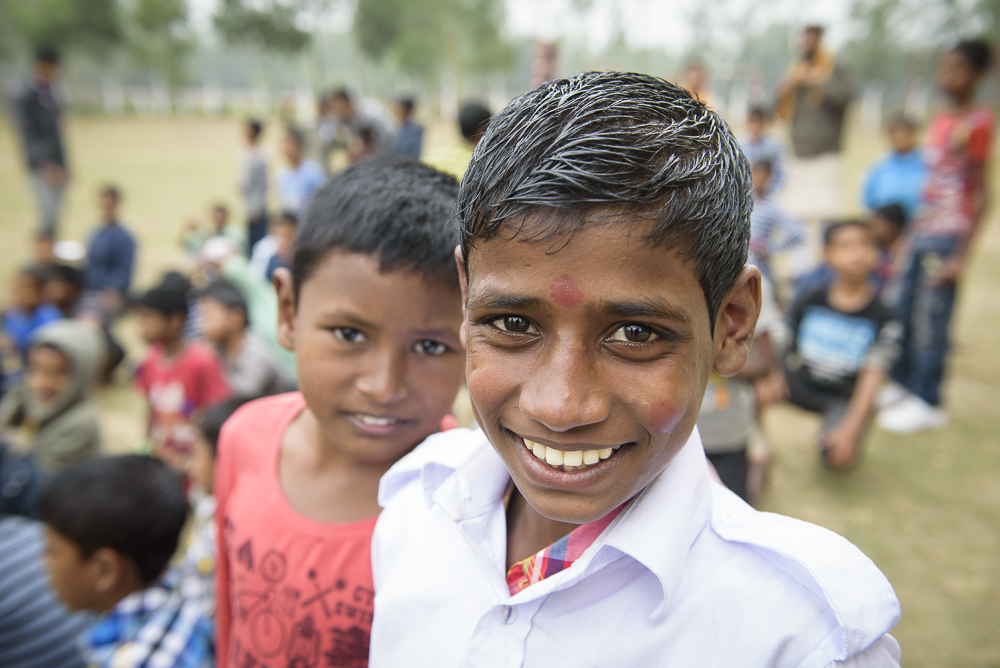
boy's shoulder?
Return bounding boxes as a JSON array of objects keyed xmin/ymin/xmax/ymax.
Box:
[
  {"xmin": 378, "ymin": 427, "xmax": 488, "ymax": 509},
  {"xmin": 220, "ymin": 391, "xmax": 304, "ymax": 455}
]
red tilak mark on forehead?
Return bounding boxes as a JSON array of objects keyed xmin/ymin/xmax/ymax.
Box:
[{"xmin": 549, "ymin": 274, "xmax": 585, "ymax": 308}]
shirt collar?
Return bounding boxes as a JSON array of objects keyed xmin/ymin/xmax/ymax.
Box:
[{"xmin": 388, "ymin": 427, "xmax": 712, "ymax": 616}]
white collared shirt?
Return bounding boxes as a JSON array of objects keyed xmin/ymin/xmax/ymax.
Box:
[{"xmin": 371, "ymin": 428, "xmax": 901, "ymax": 668}]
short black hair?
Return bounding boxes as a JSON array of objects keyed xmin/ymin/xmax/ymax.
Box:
[
  {"xmin": 101, "ymin": 185, "xmax": 121, "ymax": 203},
  {"xmin": 20, "ymin": 262, "xmax": 51, "ymax": 287},
  {"xmin": 458, "ymin": 102, "xmax": 492, "ymax": 142},
  {"xmin": 277, "ymin": 211, "xmax": 298, "ymax": 226},
  {"xmin": 50, "ymin": 263, "xmax": 84, "ymax": 289},
  {"xmin": 285, "ymin": 124, "xmax": 305, "ymax": 148},
  {"xmin": 873, "ymin": 203, "xmax": 907, "ymax": 229},
  {"xmin": 35, "ymin": 47, "xmax": 60, "ymax": 65},
  {"xmin": 160, "ymin": 271, "xmax": 191, "ymax": 295},
  {"xmin": 38, "ymin": 455, "xmax": 188, "ymax": 584},
  {"xmin": 805, "ymin": 25, "xmax": 825, "ymax": 36},
  {"xmin": 138, "ymin": 284, "xmax": 189, "ymax": 318},
  {"xmin": 456, "ymin": 71, "xmax": 752, "ymax": 331},
  {"xmin": 200, "ymin": 278, "xmax": 248, "ymax": 328},
  {"xmin": 196, "ymin": 398, "xmax": 247, "ymax": 457},
  {"xmin": 398, "ymin": 97, "xmax": 415, "ymax": 116},
  {"xmin": 824, "ymin": 219, "xmax": 872, "ymax": 246},
  {"xmin": 246, "ymin": 118, "xmax": 263, "ymax": 140},
  {"xmin": 332, "ymin": 87, "xmax": 352, "ymax": 103},
  {"xmin": 748, "ymin": 106, "xmax": 770, "ymax": 121},
  {"xmin": 213, "ymin": 203, "xmax": 229, "ymax": 216},
  {"xmin": 886, "ymin": 114, "xmax": 917, "ymax": 131},
  {"xmin": 293, "ymin": 157, "xmax": 460, "ymax": 302},
  {"xmin": 953, "ymin": 39, "xmax": 993, "ymax": 73}
]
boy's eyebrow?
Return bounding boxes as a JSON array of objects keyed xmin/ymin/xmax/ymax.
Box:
[
  {"xmin": 467, "ymin": 289, "xmax": 546, "ymax": 312},
  {"xmin": 600, "ymin": 298, "xmax": 692, "ymax": 325}
]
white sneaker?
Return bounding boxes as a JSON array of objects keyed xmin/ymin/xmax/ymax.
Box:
[
  {"xmin": 875, "ymin": 381, "xmax": 910, "ymax": 410},
  {"xmin": 877, "ymin": 395, "xmax": 948, "ymax": 434}
]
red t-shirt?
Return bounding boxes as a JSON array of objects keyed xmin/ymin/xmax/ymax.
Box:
[
  {"xmin": 134, "ymin": 342, "xmax": 231, "ymax": 457},
  {"xmin": 215, "ymin": 393, "xmax": 377, "ymax": 668},
  {"xmin": 917, "ymin": 106, "xmax": 994, "ymax": 238}
]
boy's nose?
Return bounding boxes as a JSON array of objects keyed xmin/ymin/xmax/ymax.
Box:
[
  {"xmin": 518, "ymin": 343, "xmax": 610, "ymax": 432},
  {"xmin": 356, "ymin": 349, "xmax": 409, "ymax": 406}
]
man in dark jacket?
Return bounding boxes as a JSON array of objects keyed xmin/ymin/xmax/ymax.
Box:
[{"xmin": 14, "ymin": 48, "xmax": 67, "ymax": 240}]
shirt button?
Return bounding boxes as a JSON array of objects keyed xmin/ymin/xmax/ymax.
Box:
[{"xmin": 500, "ymin": 606, "xmax": 516, "ymax": 624}]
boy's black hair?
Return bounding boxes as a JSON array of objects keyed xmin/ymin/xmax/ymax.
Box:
[
  {"xmin": 456, "ymin": 71, "xmax": 752, "ymax": 330},
  {"xmin": 824, "ymin": 219, "xmax": 872, "ymax": 246},
  {"xmin": 886, "ymin": 114, "xmax": 917, "ymax": 131},
  {"xmin": 35, "ymin": 47, "xmax": 60, "ymax": 65},
  {"xmin": 213, "ymin": 203, "xmax": 229, "ymax": 215},
  {"xmin": 21, "ymin": 263, "xmax": 52, "ymax": 287},
  {"xmin": 398, "ymin": 97, "xmax": 415, "ymax": 116},
  {"xmin": 285, "ymin": 125, "xmax": 305, "ymax": 148},
  {"xmin": 246, "ymin": 118, "xmax": 263, "ymax": 140},
  {"xmin": 160, "ymin": 271, "xmax": 191, "ymax": 295},
  {"xmin": 293, "ymin": 157, "xmax": 460, "ymax": 302},
  {"xmin": 458, "ymin": 103, "xmax": 492, "ymax": 142},
  {"xmin": 953, "ymin": 39, "xmax": 992, "ymax": 72},
  {"xmin": 748, "ymin": 106, "xmax": 770, "ymax": 121},
  {"xmin": 196, "ymin": 398, "xmax": 248, "ymax": 456},
  {"xmin": 277, "ymin": 210, "xmax": 298, "ymax": 226},
  {"xmin": 50, "ymin": 263, "xmax": 84, "ymax": 289},
  {"xmin": 201, "ymin": 279, "xmax": 248, "ymax": 328},
  {"xmin": 332, "ymin": 87, "xmax": 352, "ymax": 103},
  {"xmin": 38, "ymin": 455, "xmax": 188, "ymax": 584},
  {"xmin": 101, "ymin": 185, "xmax": 121, "ymax": 203},
  {"xmin": 804, "ymin": 25, "xmax": 825, "ymax": 36},
  {"xmin": 873, "ymin": 203, "xmax": 907, "ymax": 229},
  {"xmin": 138, "ymin": 284, "xmax": 189, "ymax": 318}
]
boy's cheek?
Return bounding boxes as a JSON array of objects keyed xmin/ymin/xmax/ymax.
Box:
[{"xmin": 648, "ymin": 400, "xmax": 685, "ymax": 435}]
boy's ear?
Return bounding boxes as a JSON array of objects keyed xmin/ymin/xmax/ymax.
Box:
[
  {"xmin": 455, "ymin": 246, "xmax": 469, "ymax": 349},
  {"xmin": 90, "ymin": 547, "xmax": 126, "ymax": 595},
  {"xmin": 272, "ymin": 268, "xmax": 297, "ymax": 351},
  {"xmin": 713, "ymin": 266, "xmax": 761, "ymax": 377}
]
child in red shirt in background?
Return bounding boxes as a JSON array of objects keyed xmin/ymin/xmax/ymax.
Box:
[
  {"xmin": 134, "ymin": 282, "xmax": 231, "ymax": 470},
  {"xmin": 879, "ymin": 39, "xmax": 994, "ymax": 433},
  {"xmin": 214, "ymin": 158, "xmax": 465, "ymax": 668}
]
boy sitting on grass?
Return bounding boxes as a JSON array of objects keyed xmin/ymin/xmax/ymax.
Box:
[
  {"xmin": 370, "ymin": 72, "xmax": 901, "ymax": 667},
  {"xmin": 39, "ymin": 455, "xmax": 213, "ymax": 667},
  {"xmin": 214, "ymin": 158, "xmax": 465, "ymax": 667},
  {"xmin": 783, "ymin": 221, "xmax": 901, "ymax": 470}
]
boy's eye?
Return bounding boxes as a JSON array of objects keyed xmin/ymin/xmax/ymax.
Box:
[
  {"xmin": 609, "ymin": 324, "xmax": 658, "ymax": 344},
  {"xmin": 413, "ymin": 339, "xmax": 448, "ymax": 356},
  {"xmin": 491, "ymin": 316, "xmax": 537, "ymax": 335},
  {"xmin": 332, "ymin": 327, "xmax": 366, "ymax": 344}
]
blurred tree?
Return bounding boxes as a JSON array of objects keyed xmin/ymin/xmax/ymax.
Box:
[
  {"xmin": 128, "ymin": 0, "xmax": 192, "ymax": 96},
  {"xmin": 213, "ymin": 0, "xmax": 316, "ymax": 55},
  {"xmin": 1, "ymin": 0, "xmax": 123, "ymax": 58},
  {"xmin": 353, "ymin": 0, "xmax": 513, "ymax": 80}
]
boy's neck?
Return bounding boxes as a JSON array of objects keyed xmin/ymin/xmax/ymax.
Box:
[
  {"xmin": 829, "ymin": 275, "xmax": 872, "ymax": 307},
  {"xmin": 505, "ymin": 488, "xmax": 579, "ymax": 570},
  {"xmin": 160, "ymin": 337, "xmax": 185, "ymax": 358},
  {"xmin": 222, "ymin": 328, "xmax": 246, "ymax": 359},
  {"xmin": 949, "ymin": 90, "xmax": 976, "ymax": 110}
]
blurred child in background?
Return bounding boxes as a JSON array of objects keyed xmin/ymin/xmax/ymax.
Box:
[
  {"xmin": 134, "ymin": 282, "xmax": 230, "ymax": 471},
  {"xmin": 181, "ymin": 204, "xmax": 246, "ymax": 259},
  {"xmin": 198, "ymin": 279, "xmax": 293, "ymax": 400},
  {"xmin": 45, "ymin": 264, "xmax": 84, "ymax": 318},
  {"xmin": 215, "ymin": 159, "xmax": 464, "ymax": 667},
  {"xmin": 81, "ymin": 186, "xmax": 135, "ymax": 325},
  {"xmin": 0, "ymin": 320, "xmax": 104, "ymax": 474},
  {"xmin": 39, "ymin": 455, "xmax": 214, "ymax": 667},
  {"xmin": 880, "ymin": 40, "xmax": 994, "ymax": 433},
  {"xmin": 388, "ymin": 97, "xmax": 424, "ymax": 159},
  {"xmin": 423, "ymin": 102, "xmax": 491, "ymax": 181},
  {"xmin": 740, "ymin": 106, "xmax": 787, "ymax": 195},
  {"xmin": 177, "ymin": 397, "xmax": 247, "ymax": 620},
  {"xmin": 749, "ymin": 159, "xmax": 804, "ymax": 297},
  {"xmin": 240, "ymin": 119, "xmax": 269, "ymax": 252},
  {"xmin": 277, "ymin": 125, "xmax": 325, "ymax": 216},
  {"xmin": 264, "ymin": 211, "xmax": 296, "ymax": 281},
  {"xmin": 783, "ymin": 221, "xmax": 901, "ymax": 469},
  {"xmin": 3, "ymin": 264, "xmax": 62, "ymax": 359},
  {"xmin": 862, "ymin": 115, "xmax": 927, "ymax": 220}
]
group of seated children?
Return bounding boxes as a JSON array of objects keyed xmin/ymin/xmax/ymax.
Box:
[{"xmin": 31, "ymin": 54, "xmax": 1000, "ymax": 664}]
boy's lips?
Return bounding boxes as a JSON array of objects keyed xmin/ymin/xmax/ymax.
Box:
[
  {"xmin": 507, "ymin": 430, "xmax": 630, "ymax": 485},
  {"xmin": 344, "ymin": 412, "xmax": 411, "ymax": 436}
]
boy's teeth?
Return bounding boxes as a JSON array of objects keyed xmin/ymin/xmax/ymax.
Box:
[
  {"xmin": 523, "ymin": 438, "xmax": 619, "ymax": 471},
  {"xmin": 356, "ymin": 414, "xmax": 397, "ymax": 426}
]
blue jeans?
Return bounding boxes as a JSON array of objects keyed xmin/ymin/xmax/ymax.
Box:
[{"xmin": 890, "ymin": 235, "xmax": 959, "ymax": 407}]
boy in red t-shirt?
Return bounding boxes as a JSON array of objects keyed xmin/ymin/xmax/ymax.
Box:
[
  {"xmin": 879, "ymin": 40, "xmax": 994, "ymax": 433},
  {"xmin": 134, "ymin": 282, "xmax": 231, "ymax": 470},
  {"xmin": 214, "ymin": 159, "xmax": 465, "ymax": 668}
]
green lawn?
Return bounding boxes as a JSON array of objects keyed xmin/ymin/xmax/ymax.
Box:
[{"xmin": 0, "ymin": 114, "xmax": 997, "ymax": 666}]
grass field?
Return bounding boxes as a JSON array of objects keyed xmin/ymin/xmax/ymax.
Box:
[{"xmin": 0, "ymin": 114, "xmax": 997, "ymax": 666}]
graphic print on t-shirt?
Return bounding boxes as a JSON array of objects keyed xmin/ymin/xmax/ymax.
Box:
[{"xmin": 797, "ymin": 305, "xmax": 877, "ymax": 386}]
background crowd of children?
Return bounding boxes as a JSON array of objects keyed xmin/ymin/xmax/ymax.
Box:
[{"xmin": 0, "ymin": 29, "xmax": 992, "ymax": 668}]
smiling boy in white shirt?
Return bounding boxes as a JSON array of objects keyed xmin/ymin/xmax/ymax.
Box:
[{"xmin": 370, "ymin": 71, "xmax": 901, "ymax": 668}]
